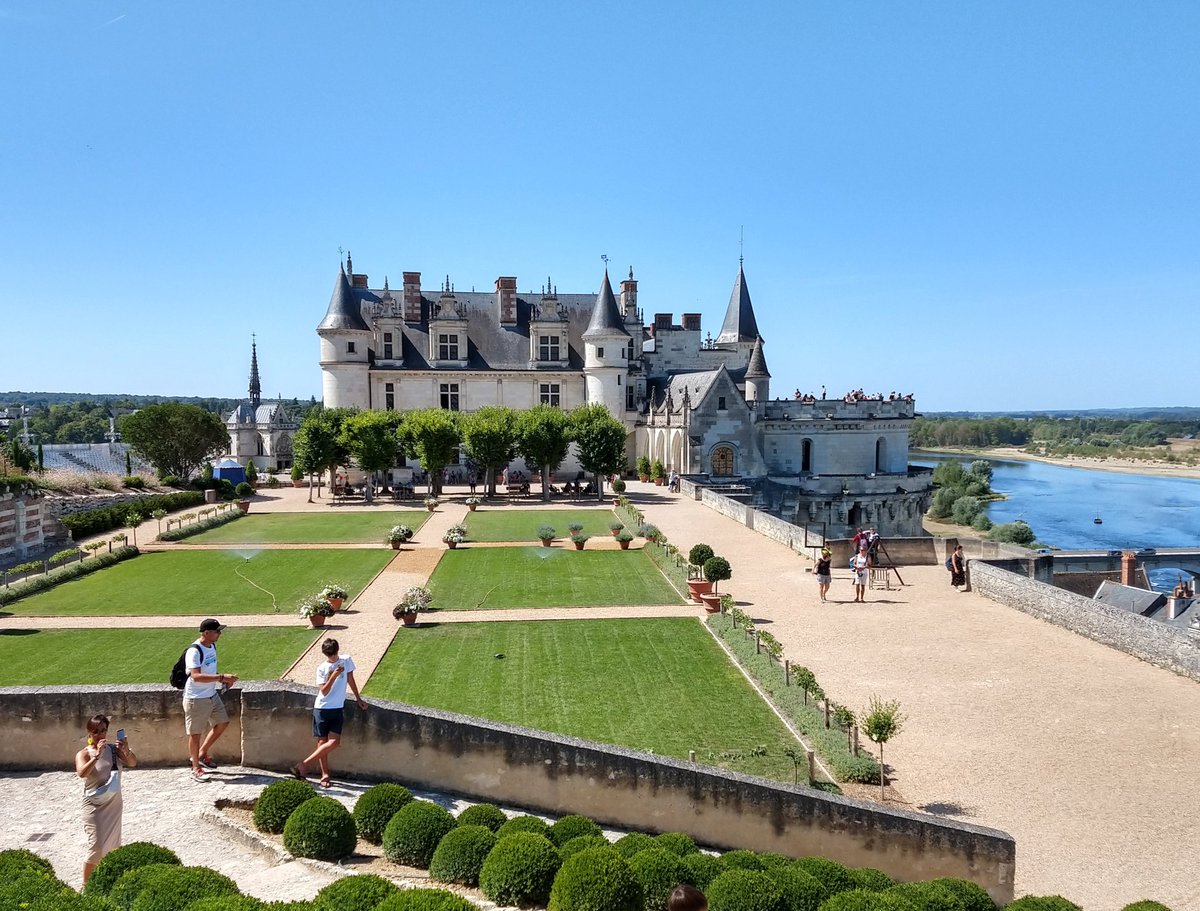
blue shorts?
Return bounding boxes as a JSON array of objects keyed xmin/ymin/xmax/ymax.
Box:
[{"xmin": 312, "ymin": 707, "xmax": 344, "ymax": 738}]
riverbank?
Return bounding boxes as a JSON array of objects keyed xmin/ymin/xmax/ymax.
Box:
[{"xmin": 919, "ymin": 446, "xmax": 1200, "ymax": 481}]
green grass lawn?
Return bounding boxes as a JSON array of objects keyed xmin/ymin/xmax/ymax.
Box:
[
  {"xmin": 2, "ymin": 550, "xmax": 394, "ymax": 617},
  {"xmin": 0, "ymin": 627, "xmax": 316, "ymax": 685},
  {"xmin": 183, "ymin": 511, "xmax": 429, "ymax": 545},
  {"xmin": 428, "ymin": 547, "xmax": 684, "ymax": 610},
  {"xmin": 464, "ymin": 509, "xmax": 621, "ymax": 543},
  {"xmin": 365, "ymin": 618, "xmax": 799, "ymax": 782}
]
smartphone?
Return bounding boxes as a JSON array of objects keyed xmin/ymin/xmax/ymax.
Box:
[{"xmin": 116, "ymin": 729, "xmax": 126, "ymax": 741}]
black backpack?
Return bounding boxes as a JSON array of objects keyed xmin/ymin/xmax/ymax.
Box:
[{"xmin": 169, "ymin": 643, "xmax": 209, "ymax": 689}]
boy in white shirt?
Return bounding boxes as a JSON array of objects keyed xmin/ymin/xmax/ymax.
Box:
[{"xmin": 291, "ymin": 638, "xmax": 368, "ymax": 788}]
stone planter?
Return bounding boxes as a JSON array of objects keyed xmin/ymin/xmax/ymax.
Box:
[
  {"xmin": 236, "ymin": 500, "xmax": 250, "ymax": 514},
  {"xmin": 204, "ymin": 489, "xmax": 218, "ymax": 504},
  {"xmin": 700, "ymin": 592, "xmax": 722, "ymax": 613},
  {"xmin": 687, "ymin": 579, "xmax": 714, "ymax": 604},
  {"xmin": 399, "ymin": 611, "xmax": 418, "ymax": 627}
]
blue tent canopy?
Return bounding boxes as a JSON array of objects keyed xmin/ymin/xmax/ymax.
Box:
[{"xmin": 213, "ymin": 458, "xmax": 246, "ymax": 486}]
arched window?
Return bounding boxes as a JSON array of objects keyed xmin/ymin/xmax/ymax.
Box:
[
  {"xmin": 711, "ymin": 445, "xmax": 735, "ymax": 477},
  {"xmin": 256, "ymin": 434, "xmax": 267, "ymax": 456},
  {"xmin": 875, "ymin": 437, "xmax": 887, "ymax": 473},
  {"xmin": 802, "ymin": 438, "xmax": 813, "ymax": 473}
]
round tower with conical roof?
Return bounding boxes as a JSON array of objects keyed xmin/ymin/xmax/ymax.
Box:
[
  {"xmin": 582, "ymin": 270, "xmax": 632, "ymax": 418},
  {"xmin": 317, "ymin": 264, "xmax": 371, "ymax": 408},
  {"xmin": 744, "ymin": 335, "xmax": 771, "ymax": 403}
]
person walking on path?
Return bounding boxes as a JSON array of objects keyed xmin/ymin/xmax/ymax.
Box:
[
  {"xmin": 183, "ymin": 619, "xmax": 238, "ymax": 782},
  {"xmin": 292, "ymin": 638, "xmax": 368, "ymax": 788},
  {"xmin": 76, "ymin": 713, "xmax": 137, "ymax": 883},
  {"xmin": 852, "ymin": 548, "xmax": 870, "ymax": 602},
  {"xmin": 950, "ymin": 544, "xmax": 967, "ymax": 589},
  {"xmin": 814, "ymin": 548, "xmax": 833, "ymax": 602}
]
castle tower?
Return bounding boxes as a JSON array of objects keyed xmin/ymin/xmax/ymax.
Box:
[
  {"xmin": 248, "ymin": 337, "xmax": 262, "ymax": 407},
  {"xmin": 581, "ymin": 270, "xmax": 631, "ymax": 418},
  {"xmin": 317, "ymin": 264, "xmax": 371, "ymax": 409},
  {"xmin": 744, "ymin": 335, "xmax": 771, "ymax": 402},
  {"xmin": 715, "ymin": 260, "xmax": 761, "ymax": 354}
]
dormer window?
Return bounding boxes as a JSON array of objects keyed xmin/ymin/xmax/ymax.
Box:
[
  {"xmin": 718, "ymin": 396, "xmax": 727, "ymax": 410},
  {"xmin": 438, "ymin": 333, "xmax": 460, "ymax": 361},
  {"xmin": 538, "ymin": 335, "xmax": 561, "ymax": 362},
  {"xmin": 383, "ymin": 333, "xmax": 394, "ymax": 360}
]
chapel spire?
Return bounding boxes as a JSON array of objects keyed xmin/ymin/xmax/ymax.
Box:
[
  {"xmin": 715, "ymin": 261, "xmax": 761, "ymax": 345},
  {"xmin": 248, "ymin": 336, "xmax": 262, "ymax": 406}
]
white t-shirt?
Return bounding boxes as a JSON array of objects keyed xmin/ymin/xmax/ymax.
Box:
[
  {"xmin": 853, "ymin": 553, "xmax": 869, "ymax": 582},
  {"xmin": 314, "ymin": 656, "xmax": 357, "ymax": 710},
  {"xmin": 183, "ymin": 640, "xmax": 218, "ymax": 699}
]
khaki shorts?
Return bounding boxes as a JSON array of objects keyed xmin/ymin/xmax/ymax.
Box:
[{"xmin": 183, "ymin": 694, "xmax": 229, "ymax": 735}]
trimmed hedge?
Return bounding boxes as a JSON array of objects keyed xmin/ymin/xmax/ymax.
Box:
[
  {"xmin": 847, "ymin": 868, "xmax": 894, "ymax": 892},
  {"xmin": 771, "ymin": 866, "xmax": 830, "ymax": 911},
  {"xmin": 0, "ymin": 848, "xmax": 56, "ymax": 878},
  {"xmin": 928, "ymin": 879, "xmax": 997, "ymax": 911},
  {"xmin": 113, "ymin": 865, "xmax": 238, "ymax": 911},
  {"xmin": 84, "ymin": 842, "xmax": 181, "ymax": 895},
  {"xmin": 613, "ymin": 832, "xmax": 657, "ymax": 858},
  {"xmin": 282, "ymin": 796, "xmax": 357, "ymax": 861},
  {"xmin": 548, "ymin": 846, "xmax": 643, "ymax": 911},
  {"xmin": 887, "ymin": 882, "xmax": 962, "ymax": 911},
  {"xmin": 1121, "ymin": 904, "xmax": 1173, "ymax": 911},
  {"xmin": 653, "ymin": 832, "xmax": 699, "ymax": 857},
  {"xmin": 60, "ymin": 491, "xmax": 204, "ymax": 538},
  {"xmin": 188, "ymin": 898, "xmax": 265, "ymax": 911},
  {"xmin": 429, "ymin": 825, "xmax": 498, "ymax": 886},
  {"xmin": 558, "ymin": 836, "xmax": 611, "ymax": 862},
  {"xmin": 455, "ymin": 803, "xmax": 507, "ymax": 832},
  {"xmin": 720, "ymin": 849, "xmax": 766, "ymax": 872},
  {"xmin": 706, "ymin": 869, "xmax": 788, "ymax": 911},
  {"xmin": 1004, "ymin": 899, "xmax": 1082, "ymax": 911},
  {"xmin": 157, "ymin": 509, "xmax": 243, "ymax": 542},
  {"xmin": 313, "ymin": 874, "xmax": 401, "ymax": 911},
  {"xmin": 548, "ymin": 814, "xmax": 603, "ymax": 847},
  {"xmin": 628, "ymin": 847, "xmax": 688, "ymax": 911},
  {"xmin": 0, "ymin": 863, "xmax": 70, "ymax": 909},
  {"xmin": 375, "ymin": 888, "xmax": 479, "ymax": 911},
  {"xmin": 496, "ymin": 814, "xmax": 550, "ymax": 839},
  {"xmin": 479, "ymin": 833, "xmax": 562, "ymax": 907},
  {"xmin": 354, "ymin": 783, "xmax": 414, "ymax": 844},
  {"xmin": 0, "ymin": 546, "xmax": 139, "ymax": 606},
  {"xmin": 382, "ymin": 800, "xmax": 457, "ymax": 868},
  {"xmin": 679, "ymin": 852, "xmax": 723, "ymax": 890},
  {"xmin": 793, "ymin": 858, "xmax": 857, "ymax": 897},
  {"xmin": 253, "ymin": 780, "xmax": 316, "ymax": 834},
  {"xmin": 819, "ymin": 890, "xmax": 921, "ymax": 911}
]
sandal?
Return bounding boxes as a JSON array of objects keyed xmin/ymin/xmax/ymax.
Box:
[
  {"xmin": 291, "ymin": 764, "xmax": 307, "ymax": 781},
  {"xmin": 319, "ymin": 777, "xmax": 332, "ymax": 789}
]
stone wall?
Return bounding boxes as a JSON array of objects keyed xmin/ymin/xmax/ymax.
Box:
[
  {"xmin": 0, "ymin": 683, "xmax": 1016, "ymax": 902},
  {"xmin": 970, "ymin": 561, "xmax": 1200, "ymax": 682},
  {"xmin": 39, "ymin": 490, "xmax": 175, "ymax": 542},
  {"xmin": 0, "ymin": 488, "xmax": 44, "ymax": 561}
]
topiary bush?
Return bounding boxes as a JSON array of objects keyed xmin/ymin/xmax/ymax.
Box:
[
  {"xmin": 0, "ymin": 867, "xmax": 70, "ymax": 909},
  {"xmin": 653, "ymin": 832, "xmax": 699, "ymax": 856},
  {"xmin": 558, "ymin": 835, "xmax": 610, "ymax": 862},
  {"xmin": 376, "ymin": 888, "xmax": 479, "ymax": 911},
  {"xmin": 313, "ymin": 874, "xmax": 401, "ymax": 911},
  {"xmin": 383, "ymin": 800, "xmax": 457, "ymax": 868},
  {"xmin": 22, "ymin": 892, "xmax": 122, "ymax": 911},
  {"xmin": 85, "ymin": 842, "xmax": 182, "ymax": 896},
  {"xmin": 706, "ymin": 869, "xmax": 788, "ymax": 911},
  {"xmin": 845, "ymin": 868, "xmax": 893, "ymax": 892},
  {"xmin": 613, "ymin": 832, "xmax": 658, "ymax": 858},
  {"xmin": 628, "ymin": 847, "xmax": 688, "ymax": 911},
  {"xmin": 236, "ymin": 481, "xmax": 254, "ymax": 498},
  {"xmin": 793, "ymin": 857, "xmax": 857, "ymax": 896},
  {"xmin": 819, "ymin": 889, "xmax": 921, "ymax": 911},
  {"xmin": 478, "ymin": 833, "xmax": 561, "ymax": 907},
  {"xmin": 496, "ymin": 814, "xmax": 550, "ymax": 839},
  {"xmin": 757, "ymin": 853, "xmax": 794, "ymax": 871},
  {"xmin": 0, "ymin": 848, "xmax": 56, "ymax": 878},
  {"xmin": 109, "ymin": 864, "xmax": 180, "ymax": 911},
  {"xmin": 720, "ymin": 849, "xmax": 767, "ymax": 872},
  {"xmin": 829, "ymin": 753, "xmax": 883, "ymax": 784},
  {"xmin": 1003, "ymin": 898, "xmax": 1082, "ymax": 911},
  {"xmin": 123, "ymin": 866, "xmax": 239, "ymax": 911},
  {"xmin": 927, "ymin": 879, "xmax": 997, "ymax": 911},
  {"xmin": 771, "ymin": 866, "xmax": 829, "ymax": 911},
  {"xmin": 353, "ymin": 783, "xmax": 414, "ymax": 844},
  {"xmin": 1121, "ymin": 904, "xmax": 1173, "ymax": 911},
  {"xmin": 688, "ymin": 544, "xmax": 715, "ymax": 571},
  {"xmin": 188, "ymin": 898, "xmax": 265, "ymax": 911},
  {"xmin": 548, "ymin": 814, "xmax": 603, "ymax": 847},
  {"xmin": 429, "ymin": 825, "xmax": 498, "ymax": 886},
  {"xmin": 887, "ymin": 882, "xmax": 961, "ymax": 911},
  {"xmin": 455, "ymin": 803, "xmax": 507, "ymax": 832},
  {"xmin": 679, "ymin": 852, "xmax": 723, "ymax": 890},
  {"xmin": 547, "ymin": 846, "xmax": 643, "ymax": 911},
  {"xmin": 254, "ymin": 779, "xmax": 317, "ymax": 834},
  {"xmin": 283, "ymin": 796, "xmax": 358, "ymax": 862}
]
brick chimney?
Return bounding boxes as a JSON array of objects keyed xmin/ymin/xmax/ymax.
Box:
[
  {"xmin": 654, "ymin": 313, "xmax": 673, "ymax": 332},
  {"xmin": 496, "ymin": 276, "xmax": 517, "ymax": 326},
  {"xmin": 1120, "ymin": 551, "xmax": 1137, "ymax": 587},
  {"xmin": 351, "ymin": 273, "xmax": 369, "ymax": 289},
  {"xmin": 681, "ymin": 313, "xmax": 701, "ymax": 331},
  {"xmin": 403, "ymin": 272, "xmax": 422, "ymax": 322},
  {"xmin": 620, "ymin": 269, "xmax": 638, "ymax": 317}
]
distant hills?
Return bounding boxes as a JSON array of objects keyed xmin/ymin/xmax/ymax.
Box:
[{"xmin": 926, "ymin": 407, "xmax": 1200, "ymax": 421}]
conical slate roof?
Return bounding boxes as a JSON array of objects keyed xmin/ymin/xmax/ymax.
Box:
[
  {"xmin": 317, "ymin": 265, "xmax": 370, "ymax": 332},
  {"xmin": 715, "ymin": 263, "xmax": 760, "ymax": 344},
  {"xmin": 582, "ymin": 271, "xmax": 630, "ymax": 340},
  {"xmin": 248, "ymin": 339, "xmax": 262, "ymax": 405},
  {"xmin": 745, "ymin": 335, "xmax": 770, "ymax": 378}
]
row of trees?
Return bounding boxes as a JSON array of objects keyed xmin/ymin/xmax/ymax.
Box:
[
  {"xmin": 294, "ymin": 404, "xmax": 627, "ymax": 503},
  {"xmin": 912, "ymin": 415, "xmax": 1192, "ymax": 452}
]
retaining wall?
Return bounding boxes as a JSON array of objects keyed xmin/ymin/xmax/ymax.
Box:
[
  {"xmin": 1, "ymin": 683, "xmax": 1016, "ymax": 902},
  {"xmin": 0, "ymin": 489, "xmax": 44, "ymax": 561},
  {"xmin": 971, "ymin": 561, "xmax": 1200, "ymax": 682}
]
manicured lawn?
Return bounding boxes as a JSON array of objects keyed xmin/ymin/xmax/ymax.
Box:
[
  {"xmin": 428, "ymin": 547, "xmax": 684, "ymax": 609},
  {"xmin": 366, "ymin": 618, "xmax": 799, "ymax": 782},
  {"xmin": 0, "ymin": 627, "xmax": 317, "ymax": 685},
  {"xmin": 183, "ymin": 511, "xmax": 429, "ymax": 545},
  {"xmin": 464, "ymin": 509, "xmax": 621, "ymax": 543},
  {"xmin": 2, "ymin": 550, "xmax": 394, "ymax": 616}
]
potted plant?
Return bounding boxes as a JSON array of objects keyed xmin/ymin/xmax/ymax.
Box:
[
  {"xmin": 608, "ymin": 519, "xmax": 625, "ymax": 538},
  {"xmin": 615, "ymin": 529, "xmax": 634, "ymax": 550},
  {"xmin": 386, "ymin": 525, "xmax": 414, "ymax": 549},
  {"xmin": 297, "ymin": 596, "xmax": 335, "ymax": 628},
  {"xmin": 291, "ymin": 465, "xmax": 305, "ymax": 488},
  {"xmin": 443, "ymin": 526, "xmax": 466, "ymax": 549},
  {"xmin": 687, "ymin": 544, "xmax": 715, "ymax": 603},
  {"xmin": 567, "ymin": 521, "xmax": 584, "ymax": 537},
  {"xmin": 392, "ymin": 586, "xmax": 431, "ymax": 627},
  {"xmin": 611, "ymin": 478, "xmax": 626, "ymax": 504},
  {"xmin": 536, "ymin": 524, "xmax": 556, "ymax": 547},
  {"xmin": 636, "ymin": 455, "xmax": 651, "ymax": 483},
  {"xmin": 423, "ymin": 496, "xmax": 439, "ymax": 512},
  {"xmin": 651, "ymin": 460, "xmax": 666, "ymax": 486},
  {"xmin": 319, "ymin": 583, "xmax": 349, "ymax": 611},
  {"xmin": 637, "ymin": 523, "xmax": 660, "ymax": 543},
  {"xmin": 465, "ymin": 495, "xmax": 482, "ymax": 512},
  {"xmin": 235, "ymin": 481, "xmax": 254, "ymax": 512},
  {"xmin": 703, "ymin": 555, "xmax": 732, "ymax": 593},
  {"xmin": 570, "ymin": 532, "xmax": 589, "ymax": 551}
]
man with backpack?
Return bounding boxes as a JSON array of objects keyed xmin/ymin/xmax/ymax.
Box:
[{"xmin": 175, "ymin": 619, "xmax": 238, "ymax": 782}]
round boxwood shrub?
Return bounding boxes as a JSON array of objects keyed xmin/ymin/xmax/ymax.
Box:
[
  {"xmin": 313, "ymin": 874, "xmax": 401, "ymax": 911},
  {"xmin": 109, "ymin": 864, "xmax": 181, "ymax": 911},
  {"xmin": 189, "ymin": 898, "xmax": 265, "ymax": 911},
  {"xmin": 927, "ymin": 879, "xmax": 997, "ymax": 911},
  {"xmin": 1122, "ymin": 904, "xmax": 1173, "ymax": 911},
  {"xmin": 125, "ymin": 866, "xmax": 239, "ymax": 911},
  {"xmin": 1004, "ymin": 899, "xmax": 1082, "ymax": 911},
  {"xmin": 254, "ymin": 779, "xmax": 317, "ymax": 834},
  {"xmin": 887, "ymin": 882, "xmax": 961, "ymax": 911},
  {"xmin": 383, "ymin": 800, "xmax": 457, "ymax": 868},
  {"xmin": 794, "ymin": 858, "xmax": 857, "ymax": 896},
  {"xmin": 0, "ymin": 870, "xmax": 70, "ymax": 909},
  {"xmin": 771, "ymin": 866, "xmax": 829, "ymax": 911},
  {"xmin": 478, "ymin": 833, "xmax": 561, "ymax": 907},
  {"xmin": 354, "ymin": 783, "xmax": 414, "ymax": 844},
  {"xmin": 848, "ymin": 869, "xmax": 894, "ymax": 892},
  {"xmin": 496, "ymin": 814, "xmax": 550, "ymax": 839},
  {"xmin": 820, "ymin": 890, "xmax": 922, "ymax": 911},
  {"xmin": 548, "ymin": 814, "xmax": 603, "ymax": 847},
  {"xmin": 707, "ymin": 869, "xmax": 787, "ymax": 911},
  {"xmin": 376, "ymin": 888, "xmax": 479, "ymax": 911},
  {"xmin": 429, "ymin": 825, "xmax": 498, "ymax": 886},
  {"xmin": 235, "ymin": 481, "xmax": 254, "ymax": 498},
  {"xmin": 720, "ymin": 849, "xmax": 767, "ymax": 872},
  {"xmin": 613, "ymin": 833, "xmax": 657, "ymax": 858},
  {"xmin": 283, "ymin": 796, "xmax": 358, "ymax": 862},
  {"xmin": 85, "ymin": 842, "xmax": 182, "ymax": 896},
  {"xmin": 757, "ymin": 853, "xmax": 794, "ymax": 872},
  {"xmin": 653, "ymin": 832, "xmax": 699, "ymax": 856},
  {"xmin": 28, "ymin": 894, "xmax": 124, "ymax": 911},
  {"xmin": 547, "ymin": 846, "xmax": 642, "ymax": 911},
  {"xmin": 558, "ymin": 835, "xmax": 610, "ymax": 862},
  {"xmin": 0, "ymin": 848, "xmax": 55, "ymax": 878},
  {"xmin": 455, "ymin": 803, "xmax": 507, "ymax": 832},
  {"xmin": 628, "ymin": 847, "xmax": 687, "ymax": 911},
  {"xmin": 680, "ymin": 852, "xmax": 723, "ymax": 890}
]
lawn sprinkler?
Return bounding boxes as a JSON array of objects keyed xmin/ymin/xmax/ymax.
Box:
[{"xmin": 232, "ymin": 553, "xmax": 280, "ymax": 612}]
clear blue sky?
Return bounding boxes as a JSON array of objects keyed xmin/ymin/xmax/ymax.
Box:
[{"xmin": 3, "ymin": 2, "xmax": 1197, "ymax": 412}]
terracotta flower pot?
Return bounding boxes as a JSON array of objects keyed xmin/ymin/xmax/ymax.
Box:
[
  {"xmin": 237, "ymin": 500, "xmax": 250, "ymax": 513},
  {"xmin": 447, "ymin": 541, "xmax": 457, "ymax": 549},
  {"xmin": 328, "ymin": 597, "xmax": 344, "ymax": 611},
  {"xmin": 308, "ymin": 614, "xmax": 328, "ymax": 628},
  {"xmin": 687, "ymin": 579, "xmax": 714, "ymax": 604},
  {"xmin": 400, "ymin": 611, "xmax": 418, "ymax": 627},
  {"xmin": 468, "ymin": 504, "xmax": 478, "ymax": 511},
  {"xmin": 292, "ymin": 479, "xmax": 305, "ymax": 488},
  {"xmin": 639, "ymin": 475, "xmax": 649, "ymax": 483},
  {"xmin": 618, "ymin": 539, "xmax": 630, "ymax": 550},
  {"xmin": 390, "ymin": 541, "xmax": 401, "ymax": 550},
  {"xmin": 611, "ymin": 528, "xmax": 621, "ymax": 537},
  {"xmin": 700, "ymin": 592, "xmax": 722, "ymax": 613},
  {"xmin": 574, "ymin": 542, "xmax": 585, "ymax": 551},
  {"xmin": 540, "ymin": 539, "xmax": 553, "ymax": 547},
  {"xmin": 654, "ymin": 478, "xmax": 664, "ymax": 486}
]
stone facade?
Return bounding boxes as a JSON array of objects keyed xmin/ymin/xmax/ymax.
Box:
[
  {"xmin": 0, "ymin": 486, "xmax": 44, "ymax": 561},
  {"xmin": 224, "ymin": 341, "xmax": 299, "ymax": 472}
]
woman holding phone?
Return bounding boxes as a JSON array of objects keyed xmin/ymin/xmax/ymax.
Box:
[{"xmin": 75, "ymin": 713, "xmax": 137, "ymax": 883}]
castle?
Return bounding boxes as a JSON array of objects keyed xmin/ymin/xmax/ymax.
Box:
[
  {"xmin": 224, "ymin": 339, "xmax": 299, "ymax": 472},
  {"xmin": 315, "ymin": 254, "xmax": 932, "ymax": 537}
]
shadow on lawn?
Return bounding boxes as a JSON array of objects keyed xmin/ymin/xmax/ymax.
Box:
[{"xmin": 0, "ymin": 628, "xmax": 39, "ymax": 636}]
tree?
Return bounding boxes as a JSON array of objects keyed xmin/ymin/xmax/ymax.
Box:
[
  {"xmin": 966, "ymin": 459, "xmax": 993, "ymax": 487},
  {"xmin": 118, "ymin": 404, "xmax": 228, "ymax": 480},
  {"xmin": 459, "ymin": 407, "xmax": 518, "ymax": 497},
  {"xmin": 8, "ymin": 439, "xmax": 35, "ymax": 472},
  {"xmin": 861, "ymin": 695, "xmax": 905, "ymax": 800},
  {"xmin": 36, "ymin": 443, "xmax": 44, "ymax": 473},
  {"xmin": 401, "ymin": 409, "xmax": 461, "ymax": 496},
  {"xmin": 341, "ymin": 410, "xmax": 405, "ymax": 499},
  {"xmin": 293, "ymin": 407, "xmax": 354, "ymax": 501},
  {"xmin": 569, "ymin": 404, "xmax": 627, "ymax": 502},
  {"xmin": 702, "ymin": 556, "xmax": 732, "ymax": 593},
  {"xmin": 516, "ymin": 405, "xmax": 572, "ymax": 503},
  {"xmin": 244, "ymin": 461, "xmax": 258, "ymax": 486}
]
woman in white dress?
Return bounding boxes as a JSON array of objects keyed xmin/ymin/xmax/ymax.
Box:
[{"xmin": 75, "ymin": 713, "xmax": 137, "ymax": 883}]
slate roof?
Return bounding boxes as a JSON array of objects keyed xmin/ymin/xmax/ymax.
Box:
[
  {"xmin": 582, "ymin": 271, "xmax": 630, "ymax": 340},
  {"xmin": 715, "ymin": 263, "xmax": 760, "ymax": 344},
  {"xmin": 745, "ymin": 336, "xmax": 770, "ymax": 378},
  {"xmin": 226, "ymin": 402, "xmax": 296, "ymax": 427},
  {"xmin": 318, "ymin": 266, "xmax": 371, "ymax": 332},
  {"xmin": 646, "ymin": 367, "xmax": 746, "ymax": 412},
  {"xmin": 1093, "ymin": 581, "xmax": 1166, "ymax": 615}
]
